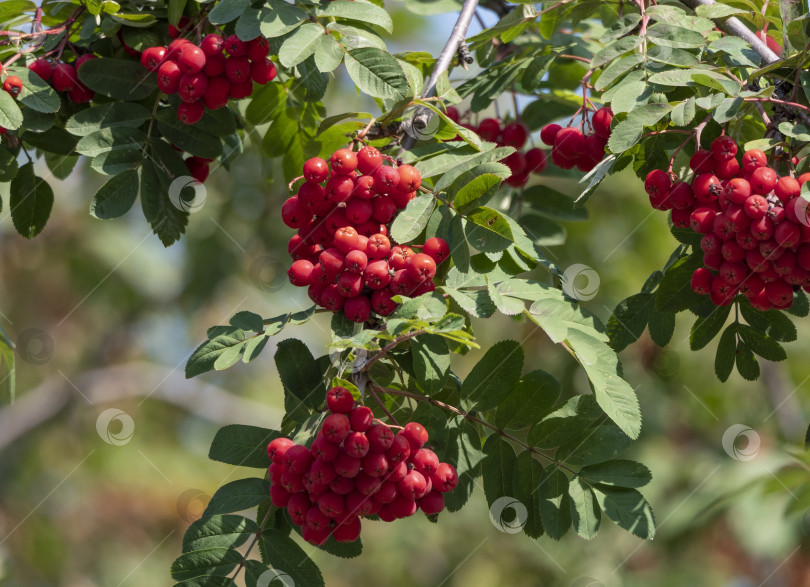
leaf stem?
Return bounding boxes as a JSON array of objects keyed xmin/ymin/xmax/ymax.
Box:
[
  {"xmin": 362, "ymin": 329, "xmax": 426, "ymax": 372},
  {"xmin": 226, "ymin": 505, "xmax": 275, "ymax": 585}
]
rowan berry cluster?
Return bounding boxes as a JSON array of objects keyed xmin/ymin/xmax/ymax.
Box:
[
  {"xmin": 540, "ymin": 106, "xmax": 613, "ymax": 173},
  {"xmin": 267, "ymin": 386, "xmax": 458, "ymax": 545},
  {"xmin": 643, "ymin": 135, "xmax": 810, "ymax": 310},
  {"xmin": 138, "ymin": 33, "xmax": 277, "ymax": 125},
  {"xmin": 445, "ymin": 107, "xmax": 546, "ymax": 187},
  {"xmin": 27, "ymin": 55, "xmax": 96, "ymax": 104},
  {"xmin": 283, "ymin": 145, "xmax": 450, "ymax": 323}
]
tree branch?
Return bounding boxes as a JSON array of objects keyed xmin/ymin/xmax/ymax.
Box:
[
  {"xmin": 678, "ymin": 0, "xmax": 780, "ymax": 64},
  {"xmin": 401, "ymin": 0, "xmax": 480, "ymax": 151}
]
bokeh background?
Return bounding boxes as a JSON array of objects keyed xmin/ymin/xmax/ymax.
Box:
[{"xmin": 2, "ymin": 7, "xmax": 810, "ymax": 587}]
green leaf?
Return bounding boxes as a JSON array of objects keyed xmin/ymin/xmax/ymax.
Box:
[
  {"xmin": 735, "ymin": 340, "xmax": 760, "ymax": 380},
  {"xmin": 736, "ymin": 324, "xmax": 787, "ymax": 362},
  {"xmin": 465, "ymin": 207, "xmax": 514, "ymax": 253},
  {"xmin": 671, "ymin": 97, "xmax": 696, "ymax": 126},
  {"xmin": 168, "ymin": 0, "xmax": 187, "ymax": 26},
  {"xmin": 442, "ymin": 287, "xmax": 496, "ymax": 318},
  {"xmin": 591, "ymin": 36, "xmax": 642, "ymax": 68},
  {"xmin": 157, "ymin": 109, "xmax": 222, "ymax": 159},
  {"xmin": 260, "ymin": 0, "xmax": 307, "ymax": 38},
  {"xmin": 690, "ymin": 304, "xmax": 731, "ymax": 350},
  {"xmin": 279, "ymin": 23, "xmax": 324, "ymax": 68},
  {"xmin": 182, "ymin": 515, "xmax": 257, "ymax": 552},
  {"xmin": 390, "ymin": 193, "xmax": 435, "ymax": 243},
  {"xmin": 538, "ymin": 467, "xmax": 571, "ymax": 540},
  {"xmin": 209, "ymin": 0, "xmax": 249, "ymax": 24},
  {"xmin": 78, "ymin": 58, "xmax": 158, "ymax": 100},
  {"xmin": 170, "ymin": 548, "xmax": 242, "ymax": 581},
  {"xmin": 482, "ymin": 434, "xmax": 517, "ymax": 510},
  {"xmin": 274, "ymin": 339, "xmax": 326, "ymax": 411},
  {"xmin": 344, "ymin": 48, "xmax": 410, "ymax": 100},
  {"xmin": 209, "ymin": 424, "xmax": 280, "ymax": 468},
  {"xmin": 579, "ymin": 460, "xmax": 652, "ymax": 488},
  {"xmin": 0, "ymin": 91, "xmax": 23, "ymax": 130},
  {"xmin": 90, "ymin": 169, "xmax": 139, "ymax": 219},
  {"xmin": 11, "ymin": 68, "xmax": 60, "ymax": 113},
  {"xmin": 606, "ymin": 293, "xmax": 653, "ymax": 352},
  {"xmin": 568, "ymin": 477, "xmax": 601, "ymax": 540},
  {"xmin": 65, "ymin": 102, "xmax": 152, "ymax": 136},
  {"xmin": 494, "ymin": 370, "xmax": 560, "ymax": 430},
  {"xmin": 139, "ymin": 157, "xmax": 189, "ymax": 246},
  {"xmin": 314, "ymin": 33, "xmax": 344, "ymax": 72},
  {"xmin": 0, "ymin": 148, "xmax": 18, "ymax": 182},
  {"xmin": 715, "ymin": 324, "xmax": 737, "ymax": 382},
  {"xmin": 655, "ymin": 253, "xmax": 704, "ymax": 312},
  {"xmin": 75, "ymin": 127, "xmax": 147, "ymax": 157},
  {"xmin": 443, "ymin": 418, "xmax": 484, "ymax": 512},
  {"xmin": 411, "ymin": 334, "xmax": 450, "ymax": 394},
  {"xmin": 512, "ymin": 451, "xmax": 544, "ymax": 538},
  {"xmin": 9, "ymin": 163, "xmax": 53, "ymax": 239},
  {"xmin": 595, "ymin": 54, "xmax": 644, "ymax": 91},
  {"xmin": 739, "ymin": 304, "xmax": 797, "ymax": 342},
  {"xmin": 261, "ymin": 529, "xmax": 325, "ymax": 587},
  {"xmin": 461, "ymin": 340, "xmax": 524, "ymax": 412},
  {"xmin": 316, "ymin": 1, "xmax": 393, "ymax": 33},
  {"xmin": 646, "ymin": 23, "xmax": 706, "ymax": 48},
  {"xmin": 694, "ymin": 3, "xmax": 746, "ymax": 18},
  {"xmin": 203, "ymin": 478, "xmax": 270, "ymax": 516},
  {"xmin": 245, "ymin": 82, "xmax": 287, "ymax": 125},
  {"xmin": 592, "ymin": 486, "xmax": 655, "ymax": 540},
  {"xmin": 648, "ymin": 309, "xmax": 676, "ymax": 347}
]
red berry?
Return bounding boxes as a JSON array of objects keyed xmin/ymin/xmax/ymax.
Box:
[
  {"xmin": 250, "ymin": 58, "xmax": 277, "ymax": 84},
  {"xmin": 388, "ymin": 496, "xmax": 417, "ymax": 518},
  {"xmin": 398, "ymin": 470, "xmax": 427, "ymax": 500},
  {"xmin": 201, "ymin": 34, "xmax": 224, "ymax": 56},
  {"xmin": 371, "ymin": 288, "xmax": 397, "ymax": 315},
  {"xmin": 689, "ymin": 150, "xmax": 715, "ymax": 174},
  {"xmin": 525, "ymin": 148, "xmax": 548, "ymax": 174},
  {"xmin": 51, "ymin": 63, "xmax": 78, "ymax": 92},
  {"xmin": 203, "ymin": 76, "xmax": 230, "ymax": 109},
  {"xmin": 554, "ymin": 127, "xmax": 585, "ymax": 158},
  {"xmin": 500, "ymin": 122, "xmax": 528, "ymax": 149},
  {"xmin": 477, "ymin": 118, "xmax": 501, "ymax": 142},
  {"xmin": 362, "ymin": 451, "xmax": 389, "ymax": 477},
  {"xmin": 422, "ymin": 237, "xmax": 449, "ymax": 264},
  {"xmin": 178, "ymin": 45, "xmax": 206, "ymax": 74},
  {"xmin": 310, "ymin": 459, "xmax": 337, "ymax": 486},
  {"xmin": 246, "ymin": 37, "xmax": 271, "ymax": 62},
  {"xmin": 357, "ymin": 146, "xmax": 383, "ymax": 175},
  {"xmin": 177, "ymin": 101, "xmax": 204, "ymax": 124},
  {"xmin": 225, "ymin": 56, "xmax": 251, "ymax": 84},
  {"xmin": 334, "ymin": 226, "xmax": 360, "ymax": 254},
  {"xmin": 371, "ymin": 195, "xmax": 397, "ymax": 223},
  {"xmin": 431, "ymin": 463, "xmax": 458, "ymax": 492},
  {"xmin": 336, "ymin": 272, "xmax": 363, "ymax": 298},
  {"xmin": 311, "ymin": 435, "xmax": 340, "ymax": 461},
  {"xmin": 344, "ymin": 249, "xmax": 368, "ymax": 273},
  {"xmin": 418, "ymin": 490, "xmax": 445, "ymax": 515},
  {"xmin": 288, "ymin": 259, "xmax": 315, "ymax": 286},
  {"xmin": 406, "ymin": 253, "xmax": 437, "ymax": 282},
  {"xmin": 592, "ymin": 107, "xmax": 613, "ymax": 139},
  {"xmin": 540, "ymin": 123, "xmax": 561, "ymax": 146},
  {"xmin": 349, "ymin": 406, "xmax": 373, "ymax": 432},
  {"xmin": 744, "ymin": 195, "xmax": 769, "ymax": 219},
  {"xmin": 775, "ymin": 176, "xmax": 800, "ymax": 203},
  {"xmin": 284, "ymin": 444, "xmax": 313, "ymax": 474},
  {"xmin": 320, "ymin": 284, "xmax": 346, "ymax": 312},
  {"xmin": 397, "ymin": 164, "xmax": 421, "ymax": 192},
  {"xmin": 331, "ymin": 148, "xmax": 358, "ymax": 175},
  {"xmin": 411, "ymin": 448, "xmax": 440, "ymax": 476},
  {"xmin": 344, "ymin": 295, "xmax": 372, "ymax": 323},
  {"xmin": 322, "ymin": 413, "xmax": 352, "ymax": 444},
  {"xmin": 186, "ymin": 156, "xmax": 210, "ymax": 183},
  {"xmin": 325, "ymin": 175, "xmax": 354, "ymax": 204},
  {"xmin": 204, "ymin": 54, "xmax": 226, "ymax": 77},
  {"xmin": 344, "ymin": 431, "xmax": 370, "ymax": 458},
  {"xmin": 317, "ymin": 490, "xmax": 345, "ymax": 517},
  {"xmin": 715, "ymin": 157, "xmax": 740, "ymax": 180},
  {"xmin": 765, "ymin": 279, "xmax": 793, "ymax": 307},
  {"xmin": 692, "ymin": 173, "xmax": 722, "ymax": 204},
  {"xmin": 303, "ymin": 157, "xmax": 330, "ymax": 183},
  {"xmin": 230, "ymin": 80, "xmax": 253, "ymax": 100},
  {"xmin": 751, "ymin": 167, "xmax": 778, "ymax": 195},
  {"xmin": 334, "ymin": 451, "xmax": 362, "ymax": 478},
  {"xmin": 267, "ymin": 437, "xmax": 294, "ymax": 462},
  {"xmin": 669, "ymin": 182, "xmax": 695, "ymax": 210},
  {"xmin": 140, "ymin": 46, "xmax": 167, "ymax": 71},
  {"xmin": 644, "ymin": 169, "xmax": 671, "ymax": 197},
  {"xmin": 367, "ymin": 424, "xmax": 394, "ymax": 452},
  {"xmin": 158, "ymin": 60, "xmax": 182, "ymax": 93},
  {"xmin": 711, "ymin": 135, "xmax": 738, "ymax": 161},
  {"xmin": 68, "ymin": 84, "xmax": 94, "ymax": 104},
  {"xmin": 402, "ymin": 422, "xmax": 428, "ymax": 450},
  {"xmin": 332, "ymin": 516, "xmax": 361, "ymax": 542},
  {"xmin": 178, "ymin": 72, "xmax": 208, "ymax": 102},
  {"xmin": 389, "ymin": 269, "xmax": 418, "ymax": 296},
  {"xmin": 327, "ymin": 386, "xmax": 354, "ymax": 413},
  {"xmin": 742, "ymin": 148, "xmax": 767, "ymax": 173},
  {"xmin": 28, "ymin": 58, "xmax": 53, "ymax": 81},
  {"xmin": 224, "ymin": 35, "xmax": 246, "ymax": 56},
  {"xmin": 386, "ymin": 434, "xmax": 411, "ymax": 464}
]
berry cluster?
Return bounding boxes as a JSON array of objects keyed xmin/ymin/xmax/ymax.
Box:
[
  {"xmin": 267, "ymin": 386, "xmax": 458, "ymax": 545},
  {"xmin": 540, "ymin": 106, "xmax": 613, "ymax": 173},
  {"xmin": 27, "ymin": 56, "xmax": 96, "ymax": 104},
  {"xmin": 643, "ymin": 135, "xmax": 810, "ymax": 310},
  {"xmin": 283, "ymin": 145, "xmax": 450, "ymax": 322},
  {"xmin": 445, "ymin": 107, "xmax": 546, "ymax": 187},
  {"xmin": 139, "ymin": 33, "xmax": 277, "ymax": 125}
]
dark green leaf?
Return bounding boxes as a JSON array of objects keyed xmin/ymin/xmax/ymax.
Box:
[
  {"xmin": 736, "ymin": 324, "xmax": 786, "ymax": 362},
  {"xmin": 512, "ymin": 451, "xmax": 544, "ymax": 538},
  {"xmin": 568, "ymin": 477, "xmax": 601, "ymax": 540},
  {"xmin": 170, "ymin": 548, "xmax": 242, "ymax": 581},
  {"xmin": 203, "ymin": 478, "xmax": 271, "ymax": 516},
  {"xmin": 9, "ymin": 162, "xmax": 53, "ymax": 239},
  {"xmin": 690, "ymin": 304, "xmax": 731, "ymax": 350},
  {"xmin": 90, "ymin": 169, "xmax": 139, "ymax": 219},
  {"xmin": 261, "ymin": 529, "xmax": 325, "ymax": 586},
  {"xmin": 275, "ymin": 339, "xmax": 326, "ymax": 411},
  {"xmin": 579, "ymin": 460, "xmax": 652, "ymax": 488},
  {"xmin": 494, "ymin": 370, "xmax": 561, "ymax": 430},
  {"xmin": 538, "ymin": 466, "xmax": 571, "ymax": 540},
  {"xmin": 411, "ymin": 334, "xmax": 450, "ymax": 394},
  {"xmin": 606, "ymin": 293, "xmax": 653, "ymax": 352},
  {"xmin": 592, "ymin": 486, "xmax": 655, "ymax": 540},
  {"xmin": 482, "ymin": 434, "xmax": 516, "ymax": 511},
  {"xmin": 209, "ymin": 424, "xmax": 281, "ymax": 468},
  {"xmin": 344, "ymin": 48, "xmax": 410, "ymax": 100},
  {"xmin": 715, "ymin": 323, "xmax": 737, "ymax": 382},
  {"xmin": 182, "ymin": 515, "xmax": 257, "ymax": 552},
  {"xmin": 78, "ymin": 58, "xmax": 158, "ymax": 100},
  {"xmin": 461, "ymin": 340, "xmax": 523, "ymax": 412}
]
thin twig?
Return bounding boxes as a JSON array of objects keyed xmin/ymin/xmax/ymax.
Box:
[{"xmin": 362, "ymin": 329, "xmax": 427, "ymax": 372}]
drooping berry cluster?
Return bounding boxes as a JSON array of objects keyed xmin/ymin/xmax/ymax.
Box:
[
  {"xmin": 643, "ymin": 135, "xmax": 810, "ymax": 310},
  {"xmin": 283, "ymin": 145, "xmax": 450, "ymax": 322},
  {"xmin": 139, "ymin": 33, "xmax": 277, "ymax": 125},
  {"xmin": 540, "ymin": 106, "xmax": 614, "ymax": 173},
  {"xmin": 445, "ymin": 107, "xmax": 546, "ymax": 187},
  {"xmin": 267, "ymin": 386, "xmax": 459, "ymax": 545},
  {"xmin": 27, "ymin": 55, "xmax": 97, "ymax": 104}
]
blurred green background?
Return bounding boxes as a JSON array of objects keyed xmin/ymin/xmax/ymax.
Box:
[{"xmin": 2, "ymin": 8, "xmax": 810, "ymax": 587}]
